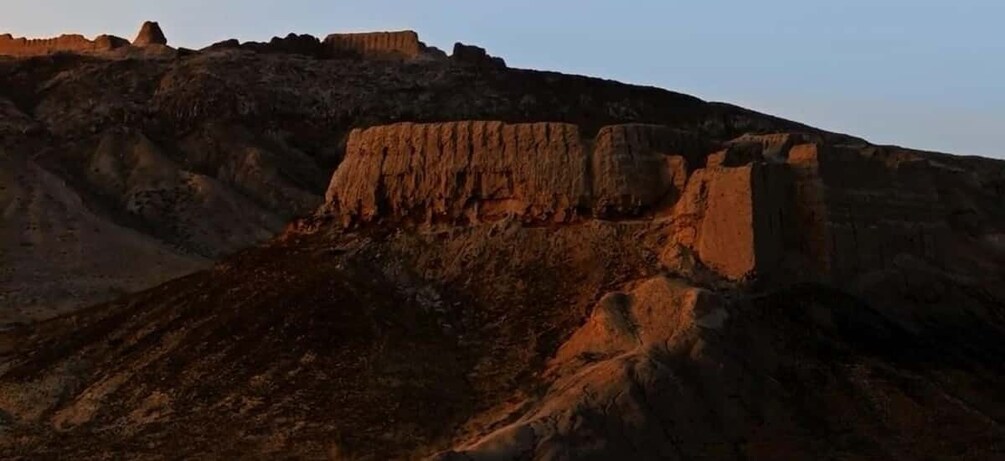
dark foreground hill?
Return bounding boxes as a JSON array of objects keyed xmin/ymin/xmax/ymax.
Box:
[{"xmin": 2, "ymin": 25, "xmax": 1005, "ymax": 460}]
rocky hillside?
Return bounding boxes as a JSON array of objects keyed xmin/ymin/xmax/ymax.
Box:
[
  {"xmin": 2, "ymin": 24, "xmax": 1005, "ymax": 460},
  {"xmin": 0, "ymin": 25, "xmax": 837, "ymax": 323}
]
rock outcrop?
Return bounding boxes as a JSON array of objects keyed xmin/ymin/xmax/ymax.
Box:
[
  {"xmin": 451, "ymin": 42, "xmax": 506, "ymax": 68},
  {"xmin": 203, "ymin": 34, "xmax": 325, "ymax": 57},
  {"xmin": 133, "ymin": 21, "xmax": 168, "ymax": 47}
]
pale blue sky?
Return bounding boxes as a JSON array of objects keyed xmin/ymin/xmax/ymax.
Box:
[{"xmin": 4, "ymin": 1, "xmax": 1004, "ymax": 158}]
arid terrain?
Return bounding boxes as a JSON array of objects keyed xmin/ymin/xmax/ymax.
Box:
[{"xmin": 1, "ymin": 22, "xmax": 1003, "ymax": 460}]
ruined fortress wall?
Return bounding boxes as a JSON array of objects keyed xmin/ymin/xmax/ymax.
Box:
[
  {"xmin": 0, "ymin": 34, "xmax": 126, "ymax": 57},
  {"xmin": 670, "ymin": 162, "xmax": 791, "ymax": 281},
  {"xmin": 591, "ymin": 124, "xmax": 692, "ymax": 216},
  {"xmin": 750, "ymin": 162, "xmax": 793, "ymax": 277},
  {"xmin": 693, "ymin": 166, "xmax": 758, "ymax": 280},
  {"xmin": 682, "ymin": 141, "xmax": 956, "ymax": 283},
  {"xmin": 323, "ymin": 31, "xmax": 423, "ymax": 59},
  {"xmin": 325, "ymin": 122, "xmax": 699, "ymax": 224},
  {"xmin": 328, "ymin": 121, "xmax": 588, "ymax": 223},
  {"xmin": 787, "ymin": 144, "xmax": 951, "ymax": 280},
  {"xmin": 323, "ymin": 121, "xmax": 972, "ymax": 284},
  {"xmin": 787, "ymin": 144, "xmax": 834, "ymax": 274}
]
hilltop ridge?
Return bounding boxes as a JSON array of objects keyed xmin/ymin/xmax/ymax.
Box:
[{"xmin": 0, "ymin": 21, "xmax": 505, "ymax": 68}]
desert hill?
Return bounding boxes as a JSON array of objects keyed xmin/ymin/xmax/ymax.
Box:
[{"xmin": 1, "ymin": 23, "xmax": 1004, "ymax": 460}]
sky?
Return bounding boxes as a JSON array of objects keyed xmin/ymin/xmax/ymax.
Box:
[{"xmin": 4, "ymin": 1, "xmax": 1004, "ymax": 158}]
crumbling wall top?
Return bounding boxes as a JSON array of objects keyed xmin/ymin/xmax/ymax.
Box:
[
  {"xmin": 0, "ymin": 21, "xmax": 169, "ymax": 57},
  {"xmin": 323, "ymin": 30, "xmax": 426, "ymax": 59}
]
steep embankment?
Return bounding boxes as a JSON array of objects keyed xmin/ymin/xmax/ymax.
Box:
[{"xmin": 1, "ymin": 118, "xmax": 1003, "ymax": 459}]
